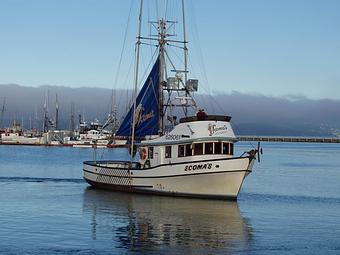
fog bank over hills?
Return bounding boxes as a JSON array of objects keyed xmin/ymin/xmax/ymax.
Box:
[{"xmin": 1, "ymin": 84, "xmax": 339, "ymax": 136}]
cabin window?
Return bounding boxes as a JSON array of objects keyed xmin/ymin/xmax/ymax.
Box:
[
  {"xmin": 205, "ymin": 142, "xmax": 213, "ymax": 154},
  {"xmin": 223, "ymin": 143, "xmax": 229, "ymax": 155},
  {"xmin": 149, "ymin": 146, "xmax": 154, "ymax": 159},
  {"xmin": 230, "ymin": 143, "xmax": 234, "ymax": 155},
  {"xmin": 178, "ymin": 145, "xmax": 185, "ymax": 157},
  {"xmin": 214, "ymin": 142, "xmax": 222, "ymax": 154},
  {"xmin": 185, "ymin": 144, "xmax": 192, "ymax": 156},
  {"xmin": 165, "ymin": 146, "xmax": 172, "ymax": 158},
  {"xmin": 193, "ymin": 143, "xmax": 203, "ymax": 155}
]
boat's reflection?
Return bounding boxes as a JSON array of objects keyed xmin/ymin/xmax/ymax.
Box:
[{"xmin": 83, "ymin": 188, "xmax": 252, "ymax": 252}]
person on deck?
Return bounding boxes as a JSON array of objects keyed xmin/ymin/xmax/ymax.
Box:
[{"xmin": 196, "ymin": 108, "xmax": 207, "ymax": 120}]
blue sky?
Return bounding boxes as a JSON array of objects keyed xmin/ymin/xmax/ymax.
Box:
[{"xmin": 0, "ymin": 0, "xmax": 339, "ymax": 99}]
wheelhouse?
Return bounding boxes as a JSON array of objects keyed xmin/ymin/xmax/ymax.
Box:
[{"xmin": 138, "ymin": 139, "xmax": 235, "ymax": 168}]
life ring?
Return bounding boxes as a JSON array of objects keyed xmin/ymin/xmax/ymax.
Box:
[{"xmin": 140, "ymin": 147, "xmax": 148, "ymax": 161}]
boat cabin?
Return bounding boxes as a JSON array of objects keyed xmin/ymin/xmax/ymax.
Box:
[{"xmin": 137, "ymin": 115, "xmax": 237, "ymax": 167}]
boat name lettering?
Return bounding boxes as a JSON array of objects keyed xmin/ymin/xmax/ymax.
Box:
[
  {"xmin": 165, "ymin": 134, "xmax": 181, "ymax": 140},
  {"xmin": 208, "ymin": 124, "xmax": 228, "ymax": 136},
  {"xmin": 184, "ymin": 163, "xmax": 212, "ymax": 171},
  {"xmin": 141, "ymin": 110, "xmax": 155, "ymax": 123}
]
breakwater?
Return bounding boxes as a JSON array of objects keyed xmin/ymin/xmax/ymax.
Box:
[{"xmin": 237, "ymin": 136, "xmax": 340, "ymax": 143}]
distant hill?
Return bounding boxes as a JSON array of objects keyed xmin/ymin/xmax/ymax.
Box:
[{"xmin": 1, "ymin": 84, "xmax": 339, "ymax": 136}]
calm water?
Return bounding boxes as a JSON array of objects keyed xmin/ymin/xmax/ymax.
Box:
[{"xmin": 0, "ymin": 142, "xmax": 340, "ymax": 254}]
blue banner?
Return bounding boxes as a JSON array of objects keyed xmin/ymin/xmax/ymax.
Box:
[{"xmin": 116, "ymin": 58, "xmax": 160, "ymax": 138}]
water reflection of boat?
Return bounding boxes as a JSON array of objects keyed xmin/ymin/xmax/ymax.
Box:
[{"xmin": 83, "ymin": 188, "xmax": 252, "ymax": 253}]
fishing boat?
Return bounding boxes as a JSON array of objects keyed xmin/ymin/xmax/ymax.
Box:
[
  {"xmin": 83, "ymin": 0, "xmax": 261, "ymax": 200},
  {"xmin": 0, "ymin": 120, "xmax": 43, "ymax": 145}
]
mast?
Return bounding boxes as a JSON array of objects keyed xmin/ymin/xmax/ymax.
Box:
[
  {"xmin": 159, "ymin": 19, "xmax": 166, "ymax": 135},
  {"xmin": 130, "ymin": 0, "xmax": 144, "ymax": 159},
  {"xmin": 55, "ymin": 94, "xmax": 59, "ymax": 130},
  {"xmin": 0, "ymin": 97, "xmax": 6, "ymax": 130},
  {"xmin": 112, "ymin": 89, "xmax": 118, "ymax": 134},
  {"xmin": 117, "ymin": 0, "xmax": 197, "ymax": 142},
  {"xmin": 70, "ymin": 102, "xmax": 75, "ymax": 136},
  {"xmin": 34, "ymin": 106, "xmax": 38, "ymax": 131},
  {"xmin": 182, "ymin": 0, "xmax": 189, "ymax": 116},
  {"xmin": 43, "ymin": 91, "xmax": 49, "ymax": 133}
]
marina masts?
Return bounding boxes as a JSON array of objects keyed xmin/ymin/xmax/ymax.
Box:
[
  {"xmin": 55, "ymin": 94, "xmax": 59, "ymax": 130},
  {"xmin": 0, "ymin": 97, "xmax": 6, "ymax": 130},
  {"xmin": 43, "ymin": 91, "xmax": 49, "ymax": 133},
  {"xmin": 70, "ymin": 103, "xmax": 75, "ymax": 134}
]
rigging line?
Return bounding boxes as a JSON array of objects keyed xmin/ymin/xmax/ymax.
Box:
[
  {"xmin": 120, "ymin": 54, "xmax": 135, "ymax": 112},
  {"xmin": 112, "ymin": 0, "xmax": 133, "ymax": 116},
  {"xmin": 139, "ymin": 50, "xmax": 146, "ymax": 76},
  {"xmin": 160, "ymin": 0, "xmax": 166, "ymax": 21},
  {"xmin": 188, "ymin": 0, "xmax": 209, "ymax": 92},
  {"xmin": 147, "ymin": 0, "xmax": 154, "ymax": 59},
  {"xmin": 185, "ymin": 56, "xmax": 219, "ymax": 114},
  {"xmin": 187, "ymin": 0, "xmax": 216, "ymax": 114},
  {"xmin": 135, "ymin": 69, "xmax": 158, "ymax": 112},
  {"xmin": 122, "ymin": 48, "xmax": 158, "ymax": 117},
  {"xmin": 113, "ymin": 0, "xmax": 133, "ymax": 90},
  {"xmin": 164, "ymin": 47, "xmax": 197, "ymax": 110},
  {"xmin": 137, "ymin": 48, "xmax": 159, "ymax": 91},
  {"xmin": 155, "ymin": 0, "xmax": 159, "ymax": 24},
  {"xmin": 140, "ymin": 42, "xmax": 158, "ymax": 47},
  {"xmin": 163, "ymin": 91, "xmax": 172, "ymax": 113},
  {"xmin": 139, "ymin": 44, "xmax": 151, "ymax": 88},
  {"xmin": 165, "ymin": 0, "xmax": 169, "ymax": 21},
  {"xmin": 167, "ymin": 43, "xmax": 185, "ymax": 50},
  {"xmin": 135, "ymin": 54, "xmax": 158, "ymax": 104},
  {"xmin": 166, "ymin": 45, "xmax": 184, "ymax": 67},
  {"xmin": 163, "ymin": 48, "xmax": 178, "ymax": 71},
  {"xmin": 188, "ymin": 0, "xmax": 224, "ymax": 115},
  {"xmin": 166, "ymin": 0, "xmax": 178, "ymax": 25}
]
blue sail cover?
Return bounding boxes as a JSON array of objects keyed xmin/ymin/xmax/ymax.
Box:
[{"xmin": 116, "ymin": 58, "xmax": 160, "ymax": 138}]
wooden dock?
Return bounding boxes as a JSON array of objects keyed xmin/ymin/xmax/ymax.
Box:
[{"xmin": 237, "ymin": 136, "xmax": 340, "ymax": 143}]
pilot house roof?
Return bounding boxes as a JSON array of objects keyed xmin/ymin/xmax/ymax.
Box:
[{"xmin": 179, "ymin": 115, "xmax": 232, "ymax": 123}]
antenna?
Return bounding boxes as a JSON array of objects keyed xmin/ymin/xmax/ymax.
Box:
[{"xmin": 182, "ymin": 0, "xmax": 189, "ymax": 116}]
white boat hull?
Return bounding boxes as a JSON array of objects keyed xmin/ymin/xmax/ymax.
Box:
[{"xmin": 83, "ymin": 157, "xmax": 254, "ymax": 200}]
